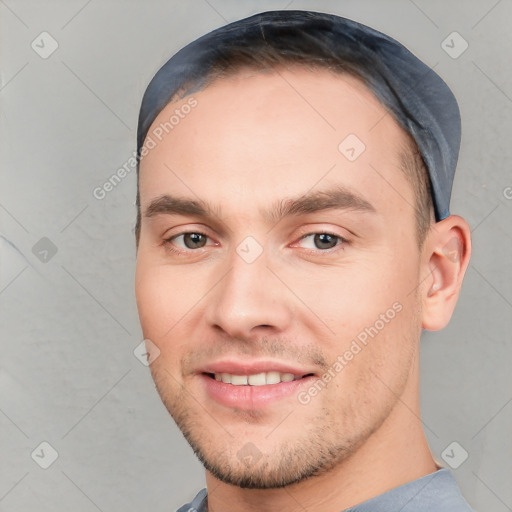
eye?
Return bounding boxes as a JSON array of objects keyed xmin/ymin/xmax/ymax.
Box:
[
  {"xmin": 297, "ymin": 232, "xmax": 347, "ymax": 251},
  {"xmin": 164, "ymin": 232, "xmax": 212, "ymax": 253},
  {"xmin": 177, "ymin": 233, "xmax": 208, "ymax": 249}
]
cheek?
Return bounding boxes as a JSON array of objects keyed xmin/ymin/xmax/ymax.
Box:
[
  {"xmin": 329, "ymin": 303, "xmax": 418, "ymax": 426},
  {"xmin": 298, "ymin": 251, "xmax": 420, "ymax": 374},
  {"xmin": 291, "ymin": 257, "xmax": 410, "ymax": 334},
  {"xmin": 135, "ymin": 260, "xmax": 207, "ymax": 372},
  {"xmin": 135, "ymin": 262, "xmax": 179, "ymax": 338}
]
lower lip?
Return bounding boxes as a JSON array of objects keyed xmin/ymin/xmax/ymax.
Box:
[{"xmin": 200, "ymin": 374, "xmax": 316, "ymax": 409}]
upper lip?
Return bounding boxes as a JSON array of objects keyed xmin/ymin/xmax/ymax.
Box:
[{"xmin": 198, "ymin": 359, "xmax": 316, "ymax": 377}]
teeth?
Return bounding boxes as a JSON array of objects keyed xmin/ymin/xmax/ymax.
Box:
[
  {"xmin": 213, "ymin": 371, "xmax": 302, "ymax": 386},
  {"xmin": 248, "ymin": 373, "xmax": 266, "ymax": 386},
  {"xmin": 231, "ymin": 375, "xmax": 248, "ymax": 385},
  {"xmin": 266, "ymin": 371, "xmax": 281, "ymax": 384}
]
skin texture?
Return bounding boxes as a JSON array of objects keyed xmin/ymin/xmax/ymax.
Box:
[{"xmin": 135, "ymin": 67, "xmax": 471, "ymax": 512}]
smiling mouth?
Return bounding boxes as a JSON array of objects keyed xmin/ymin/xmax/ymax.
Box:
[{"xmin": 203, "ymin": 371, "xmax": 315, "ymax": 386}]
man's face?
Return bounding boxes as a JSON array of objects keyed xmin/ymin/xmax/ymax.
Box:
[{"xmin": 135, "ymin": 67, "xmax": 424, "ymax": 488}]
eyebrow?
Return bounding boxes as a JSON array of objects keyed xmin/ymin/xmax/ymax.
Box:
[{"xmin": 143, "ymin": 185, "xmax": 376, "ymax": 225}]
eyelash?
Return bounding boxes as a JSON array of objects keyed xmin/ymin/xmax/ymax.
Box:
[{"xmin": 163, "ymin": 230, "xmax": 349, "ymax": 256}]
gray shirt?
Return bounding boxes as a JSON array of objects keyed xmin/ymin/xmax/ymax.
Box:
[{"xmin": 176, "ymin": 468, "xmax": 475, "ymax": 511}]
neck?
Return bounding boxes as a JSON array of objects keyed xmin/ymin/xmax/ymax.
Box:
[{"xmin": 205, "ymin": 365, "xmax": 437, "ymax": 512}]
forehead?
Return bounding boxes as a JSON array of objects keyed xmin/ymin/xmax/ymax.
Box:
[{"xmin": 138, "ymin": 66, "xmax": 413, "ymax": 223}]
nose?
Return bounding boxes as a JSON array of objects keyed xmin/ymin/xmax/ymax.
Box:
[{"xmin": 204, "ymin": 246, "xmax": 293, "ymax": 341}]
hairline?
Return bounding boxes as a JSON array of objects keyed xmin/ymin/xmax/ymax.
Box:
[{"xmin": 135, "ymin": 62, "xmax": 434, "ymax": 248}]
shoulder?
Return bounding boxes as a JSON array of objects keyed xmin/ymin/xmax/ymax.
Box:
[
  {"xmin": 344, "ymin": 469, "xmax": 477, "ymax": 512},
  {"xmin": 175, "ymin": 488, "xmax": 208, "ymax": 512},
  {"xmin": 417, "ymin": 469, "xmax": 476, "ymax": 512}
]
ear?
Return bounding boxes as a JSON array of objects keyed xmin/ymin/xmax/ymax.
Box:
[{"xmin": 421, "ymin": 215, "xmax": 472, "ymax": 331}]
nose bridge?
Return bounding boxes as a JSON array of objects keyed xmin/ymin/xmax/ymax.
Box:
[{"xmin": 206, "ymin": 240, "xmax": 291, "ymax": 337}]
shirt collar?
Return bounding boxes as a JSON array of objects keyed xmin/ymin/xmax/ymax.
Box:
[
  {"xmin": 180, "ymin": 468, "xmax": 473, "ymax": 512},
  {"xmin": 343, "ymin": 468, "xmax": 473, "ymax": 512}
]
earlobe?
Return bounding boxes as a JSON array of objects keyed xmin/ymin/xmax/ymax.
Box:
[{"xmin": 421, "ymin": 215, "xmax": 471, "ymax": 331}]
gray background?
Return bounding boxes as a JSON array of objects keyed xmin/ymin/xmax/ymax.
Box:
[{"xmin": 1, "ymin": 0, "xmax": 511, "ymax": 511}]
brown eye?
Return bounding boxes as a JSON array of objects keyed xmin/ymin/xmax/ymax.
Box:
[
  {"xmin": 313, "ymin": 233, "xmax": 339, "ymax": 250},
  {"xmin": 182, "ymin": 233, "xmax": 207, "ymax": 249},
  {"xmin": 295, "ymin": 232, "xmax": 348, "ymax": 253}
]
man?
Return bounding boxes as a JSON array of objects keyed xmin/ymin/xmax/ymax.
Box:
[{"xmin": 134, "ymin": 10, "xmax": 475, "ymax": 511}]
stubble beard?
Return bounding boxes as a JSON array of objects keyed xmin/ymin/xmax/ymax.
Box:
[{"xmin": 149, "ymin": 364, "xmax": 405, "ymax": 489}]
